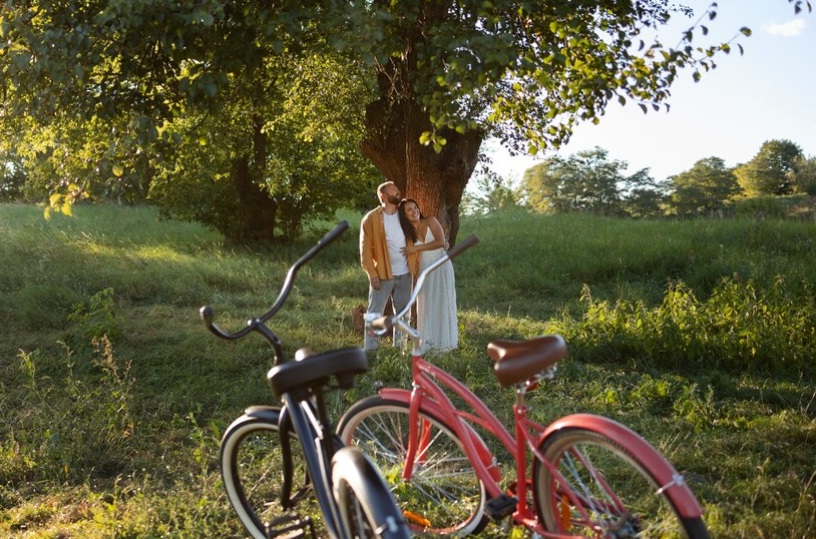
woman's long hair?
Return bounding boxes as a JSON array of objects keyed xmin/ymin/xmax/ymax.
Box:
[{"xmin": 398, "ymin": 198, "xmax": 423, "ymax": 243}]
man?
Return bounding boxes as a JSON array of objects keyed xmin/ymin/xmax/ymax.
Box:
[{"xmin": 360, "ymin": 181, "xmax": 418, "ymax": 351}]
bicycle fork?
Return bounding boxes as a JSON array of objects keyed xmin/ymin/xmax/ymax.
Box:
[
  {"xmin": 402, "ymin": 384, "xmax": 429, "ymax": 480},
  {"xmin": 399, "ymin": 382, "xmax": 503, "ymax": 494}
]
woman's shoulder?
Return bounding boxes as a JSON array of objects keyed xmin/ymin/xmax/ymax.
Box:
[{"xmin": 422, "ymin": 216, "xmax": 441, "ymax": 230}]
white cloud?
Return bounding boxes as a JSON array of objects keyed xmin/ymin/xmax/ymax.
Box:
[{"xmin": 765, "ymin": 19, "xmax": 806, "ymax": 37}]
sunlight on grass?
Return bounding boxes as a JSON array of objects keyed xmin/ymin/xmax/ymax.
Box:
[{"xmin": 2, "ymin": 204, "xmax": 815, "ymax": 538}]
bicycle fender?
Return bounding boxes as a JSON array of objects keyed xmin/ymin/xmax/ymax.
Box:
[
  {"xmin": 379, "ymin": 389, "xmax": 501, "ymax": 483},
  {"xmin": 332, "ymin": 447, "xmax": 411, "ymax": 538},
  {"xmin": 241, "ymin": 405, "xmax": 280, "ymax": 423},
  {"xmin": 540, "ymin": 413, "xmax": 704, "ymax": 519}
]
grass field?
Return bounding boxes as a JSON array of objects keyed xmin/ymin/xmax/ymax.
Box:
[{"xmin": 1, "ymin": 203, "xmax": 814, "ymax": 538}]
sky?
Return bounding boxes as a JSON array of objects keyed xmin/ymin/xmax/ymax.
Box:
[{"xmin": 485, "ymin": 0, "xmax": 816, "ymax": 186}]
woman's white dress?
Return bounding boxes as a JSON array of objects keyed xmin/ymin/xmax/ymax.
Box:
[{"xmin": 417, "ymin": 227, "xmax": 458, "ymax": 351}]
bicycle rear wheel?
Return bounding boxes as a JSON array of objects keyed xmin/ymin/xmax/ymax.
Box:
[
  {"xmin": 333, "ymin": 446, "xmax": 412, "ymax": 539},
  {"xmin": 337, "ymin": 396, "xmax": 488, "ymax": 537},
  {"xmin": 220, "ymin": 408, "xmax": 316, "ymax": 539},
  {"xmin": 533, "ymin": 427, "xmax": 711, "ymax": 539}
]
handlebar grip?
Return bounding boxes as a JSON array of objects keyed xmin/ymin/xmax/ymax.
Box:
[
  {"xmin": 200, "ymin": 305, "xmax": 214, "ymax": 325},
  {"xmin": 291, "ymin": 220, "xmax": 350, "ymax": 270},
  {"xmin": 319, "ymin": 220, "xmax": 349, "ymax": 246},
  {"xmin": 446, "ymin": 234, "xmax": 479, "ymax": 260},
  {"xmin": 200, "ymin": 305, "xmax": 235, "ymax": 339}
]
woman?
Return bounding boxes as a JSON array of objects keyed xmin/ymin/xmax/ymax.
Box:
[{"xmin": 398, "ymin": 199, "xmax": 458, "ymax": 351}]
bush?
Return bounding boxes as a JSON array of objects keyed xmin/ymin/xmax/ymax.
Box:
[
  {"xmin": 563, "ymin": 276, "xmax": 816, "ymax": 375},
  {"xmin": 732, "ymin": 196, "xmax": 787, "ymax": 219}
]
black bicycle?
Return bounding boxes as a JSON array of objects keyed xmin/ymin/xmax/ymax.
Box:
[{"xmin": 201, "ymin": 221, "xmax": 410, "ymax": 539}]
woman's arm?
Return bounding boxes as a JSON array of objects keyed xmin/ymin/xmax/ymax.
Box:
[{"xmin": 401, "ymin": 217, "xmax": 447, "ymax": 254}]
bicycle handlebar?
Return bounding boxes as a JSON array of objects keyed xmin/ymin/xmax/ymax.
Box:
[
  {"xmin": 445, "ymin": 233, "xmax": 480, "ymax": 261},
  {"xmin": 200, "ymin": 220, "xmax": 350, "ymax": 346}
]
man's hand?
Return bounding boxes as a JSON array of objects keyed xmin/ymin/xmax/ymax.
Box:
[{"xmin": 370, "ymin": 275, "xmax": 381, "ymax": 290}]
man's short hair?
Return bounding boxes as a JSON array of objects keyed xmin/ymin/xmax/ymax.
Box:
[{"xmin": 377, "ymin": 181, "xmax": 395, "ymax": 199}]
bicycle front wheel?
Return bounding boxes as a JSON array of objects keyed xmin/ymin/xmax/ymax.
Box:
[
  {"xmin": 220, "ymin": 408, "xmax": 315, "ymax": 539},
  {"xmin": 333, "ymin": 446, "xmax": 412, "ymax": 539},
  {"xmin": 533, "ymin": 427, "xmax": 711, "ymax": 539},
  {"xmin": 337, "ymin": 396, "xmax": 488, "ymax": 537}
]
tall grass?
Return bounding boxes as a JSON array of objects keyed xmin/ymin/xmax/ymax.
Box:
[{"xmin": 1, "ymin": 204, "xmax": 814, "ymax": 538}]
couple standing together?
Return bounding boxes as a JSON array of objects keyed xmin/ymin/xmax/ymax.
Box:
[{"xmin": 359, "ymin": 181, "xmax": 458, "ymax": 353}]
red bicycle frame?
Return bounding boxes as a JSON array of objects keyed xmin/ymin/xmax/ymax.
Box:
[{"xmin": 379, "ymin": 350, "xmax": 705, "ymax": 537}]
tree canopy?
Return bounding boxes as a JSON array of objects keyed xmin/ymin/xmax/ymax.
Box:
[
  {"xmin": 790, "ymin": 154, "xmax": 816, "ymax": 196},
  {"xmin": 668, "ymin": 156, "xmax": 741, "ymax": 216},
  {"xmin": 734, "ymin": 139, "xmax": 805, "ymax": 197},
  {"xmin": 518, "ymin": 146, "xmax": 664, "ymax": 216},
  {"xmin": 1, "ymin": 0, "xmax": 811, "ymax": 241}
]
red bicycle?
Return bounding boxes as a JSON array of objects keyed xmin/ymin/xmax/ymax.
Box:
[{"xmin": 337, "ymin": 235, "xmax": 710, "ymax": 538}]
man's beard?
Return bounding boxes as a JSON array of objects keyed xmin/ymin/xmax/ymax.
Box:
[{"xmin": 387, "ymin": 194, "xmax": 401, "ymax": 204}]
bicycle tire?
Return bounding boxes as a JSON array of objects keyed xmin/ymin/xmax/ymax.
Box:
[
  {"xmin": 332, "ymin": 446, "xmax": 413, "ymax": 539},
  {"xmin": 220, "ymin": 409, "xmax": 315, "ymax": 539},
  {"xmin": 533, "ymin": 427, "xmax": 711, "ymax": 539},
  {"xmin": 337, "ymin": 396, "xmax": 488, "ymax": 537}
]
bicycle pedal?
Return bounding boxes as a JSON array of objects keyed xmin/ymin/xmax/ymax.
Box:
[
  {"xmin": 265, "ymin": 514, "xmax": 315, "ymax": 539},
  {"xmin": 485, "ymin": 494, "xmax": 517, "ymax": 521}
]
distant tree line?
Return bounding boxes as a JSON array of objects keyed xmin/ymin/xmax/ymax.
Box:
[
  {"xmin": 463, "ymin": 139, "xmax": 816, "ymax": 218},
  {"xmin": 5, "ymin": 135, "xmax": 814, "ymax": 224}
]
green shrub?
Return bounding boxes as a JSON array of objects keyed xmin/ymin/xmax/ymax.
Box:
[
  {"xmin": 67, "ymin": 287, "xmax": 121, "ymax": 342},
  {"xmin": 3, "ymin": 338, "xmax": 136, "ymax": 484},
  {"xmin": 733, "ymin": 196, "xmax": 787, "ymax": 218},
  {"xmin": 564, "ymin": 276, "xmax": 816, "ymax": 374}
]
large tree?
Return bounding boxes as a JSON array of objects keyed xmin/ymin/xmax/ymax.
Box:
[
  {"xmin": 520, "ymin": 147, "xmax": 624, "ymax": 215},
  {"xmin": 1, "ymin": 1, "xmax": 811, "ymax": 241},
  {"xmin": 619, "ymin": 168, "xmax": 667, "ymax": 218},
  {"xmin": 668, "ymin": 156, "xmax": 742, "ymax": 216},
  {"xmin": 147, "ymin": 49, "xmax": 381, "ymax": 242},
  {"xmin": 734, "ymin": 139, "xmax": 805, "ymax": 197},
  {"xmin": 1, "ymin": 4, "xmax": 378, "ymax": 240},
  {"xmin": 520, "ymin": 147, "xmax": 665, "ymax": 217},
  {"xmin": 790, "ymin": 154, "xmax": 816, "ymax": 196}
]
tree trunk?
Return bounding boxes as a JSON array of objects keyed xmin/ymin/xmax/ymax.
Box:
[
  {"xmin": 360, "ymin": 14, "xmax": 483, "ymax": 244},
  {"xmin": 230, "ymin": 115, "xmax": 278, "ymax": 243},
  {"xmin": 360, "ymin": 96, "xmax": 482, "ymax": 244}
]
